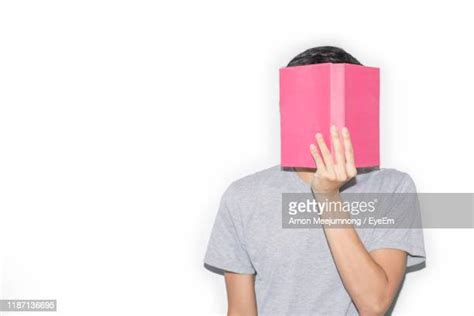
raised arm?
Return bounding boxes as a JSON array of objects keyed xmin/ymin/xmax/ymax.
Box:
[{"xmin": 309, "ymin": 126, "xmax": 407, "ymax": 316}]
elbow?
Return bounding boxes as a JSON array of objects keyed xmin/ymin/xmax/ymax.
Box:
[
  {"xmin": 358, "ymin": 302, "xmax": 390, "ymax": 316},
  {"xmin": 357, "ymin": 296, "xmax": 391, "ymax": 316},
  {"xmin": 359, "ymin": 305, "xmax": 387, "ymax": 316}
]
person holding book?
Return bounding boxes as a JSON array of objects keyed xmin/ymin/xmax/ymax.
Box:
[{"xmin": 204, "ymin": 46, "xmax": 426, "ymax": 316}]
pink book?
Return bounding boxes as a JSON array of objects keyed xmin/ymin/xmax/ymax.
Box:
[{"xmin": 279, "ymin": 63, "xmax": 380, "ymax": 168}]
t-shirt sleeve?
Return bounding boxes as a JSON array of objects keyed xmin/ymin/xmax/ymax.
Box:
[
  {"xmin": 366, "ymin": 174, "xmax": 426, "ymax": 268},
  {"xmin": 204, "ymin": 186, "xmax": 256, "ymax": 275}
]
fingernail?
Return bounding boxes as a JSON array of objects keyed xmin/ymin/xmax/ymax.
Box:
[
  {"xmin": 310, "ymin": 144, "xmax": 316, "ymax": 150},
  {"xmin": 342, "ymin": 127, "xmax": 348, "ymax": 135},
  {"xmin": 331, "ymin": 125, "xmax": 336, "ymax": 132},
  {"xmin": 316, "ymin": 133, "xmax": 322, "ymax": 139}
]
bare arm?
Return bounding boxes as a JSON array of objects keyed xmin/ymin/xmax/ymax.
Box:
[
  {"xmin": 309, "ymin": 126, "xmax": 407, "ymax": 315},
  {"xmin": 321, "ymin": 210, "xmax": 406, "ymax": 315},
  {"xmin": 224, "ymin": 272, "xmax": 258, "ymax": 316}
]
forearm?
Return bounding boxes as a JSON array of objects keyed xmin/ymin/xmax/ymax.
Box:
[{"xmin": 318, "ymin": 193, "xmax": 390, "ymax": 315}]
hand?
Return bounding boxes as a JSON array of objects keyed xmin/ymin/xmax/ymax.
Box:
[{"xmin": 309, "ymin": 125, "xmax": 357, "ymax": 194}]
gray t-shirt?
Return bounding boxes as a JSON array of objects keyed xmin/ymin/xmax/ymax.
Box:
[{"xmin": 204, "ymin": 166, "xmax": 426, "ymax": 315}]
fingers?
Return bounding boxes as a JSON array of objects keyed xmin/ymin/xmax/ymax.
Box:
[
  {"xmin": 331, "ymin": 125, "xmax": 346, "ymax": 180},
  {"xmin": 342, "ymin": 127, "xmax": 357, "ymax": 178},
  {"xmin": 315, "ymin": 133, "xmax": 335, "ymax": 175},
  {"xmin": 310, "ymin": 126, "xmax": 357, "ymax": 181},
  {"xmin": 331, "ymin": 126, "xmax": 345, "ymax": 165},
  {"xmin": 310, "ymin": 144, "xmax": 325, "ymax": 170}
]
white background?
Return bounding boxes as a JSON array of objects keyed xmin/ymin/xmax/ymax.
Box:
[{"xmin": 1, "ymin": 1, "xmax": 473, "ymax": 315}]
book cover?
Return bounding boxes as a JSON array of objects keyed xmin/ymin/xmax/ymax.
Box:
[{"xmin": 279, "ymin": 63, "xmax": 380, "ymax": 168}]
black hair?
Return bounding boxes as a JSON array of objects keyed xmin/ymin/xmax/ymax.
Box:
[{"xmin": 287, "ymin": 46, "xmax": 362, "ymax": 67}]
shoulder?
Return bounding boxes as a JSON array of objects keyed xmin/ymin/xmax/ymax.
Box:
[
  {"xmin": 224, "ymin": 165, "xmax": 282, "ymax": 197},
  {"xmin": 353, "ymin": 168, "xmax": 417, "ymax": 193},
  {"xmin": 220, "ymin": 165, "xmax": 286, "ymax": 206}
]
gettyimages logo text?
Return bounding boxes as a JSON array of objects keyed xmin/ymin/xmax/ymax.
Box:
[{"xmin": 288, "ymin": 198, "xmax": 377, "ymax": 216}]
